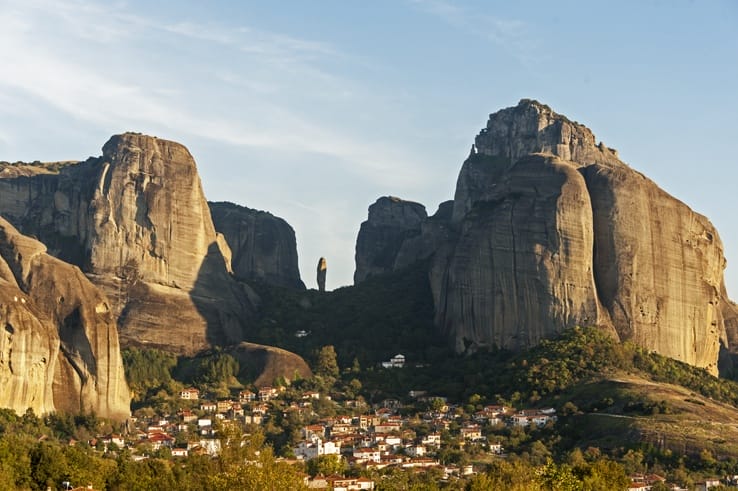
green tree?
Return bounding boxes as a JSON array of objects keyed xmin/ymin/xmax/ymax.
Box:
[
  {"xmin": 306, "ymin": 455, "xmax": 346, "ymax": 477},
  {"xmin": 316, "ymin": 346, "xmax": 339, "ymax": 379},
  {"xmin": 30, "ymin": 441, "xmax": 67, "ymax": 491},
  {"xmin": 207, "ymin": 423, "xmax": 307, "ymax": 491}
]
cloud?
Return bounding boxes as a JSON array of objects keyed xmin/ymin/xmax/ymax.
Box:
[
  {"xmin": 409, "ymin": 0, "xmax": 537, "ymax": 65},
  {"xmin": 0, "ymin": 0, "xmax": 434, "ymax": 190}
]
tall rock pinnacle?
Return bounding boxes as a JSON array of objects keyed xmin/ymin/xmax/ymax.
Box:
[{"xmin": 317, "ymin": 257, "xmax": 327, "ymax": 292}]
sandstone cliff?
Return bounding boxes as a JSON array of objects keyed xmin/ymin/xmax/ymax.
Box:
[
  {"xmin": 0, "ymin": 217, "xmax": 130, "ymax": 419},
  {"xmin": 0, "ymin": 133, "xmax": 254, "ymax": 354},
  {"xmin": 355, "ymin": 100, "xmax": 731, "ymax": 374},
  {"xmin": 354, "ymin": 197, "xmax": 427, "ymax": 283},
  {"xmin": 209, "ymin": 201, "xmax": 304, "ymax": 289}
]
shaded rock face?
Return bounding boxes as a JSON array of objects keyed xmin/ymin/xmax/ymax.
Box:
[
  {"xmin": 317, "ymin": 257, "xmax": 327, "ymax": 292},
  {"xmin": 227, "ymin": 342, "xmax": 312, "ymax": 387},
  {"xmin": 355, "ymin": 100, "xmax": 731, "ymax": 373},
  {"xmin": 0, "ymin": 133, "xmax": 254, "ymax": 355},
  {"xmin": 354, "ymin": 196, "xmax": 428, "ymax": 283},
  {"xmin": 0, "ymin": 218, "xmax": 129, "ymax": 419},
  {"xmin": 209, "ymin": 201, "xmax": 304, "ymax": 289}
]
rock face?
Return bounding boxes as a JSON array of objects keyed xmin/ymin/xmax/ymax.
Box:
[
  {"xmin": 0, "ymin": 133, "xmax": 254, "ymax": 354},
  {"xmin": 355, "ymin": 100, "xmax": 731, "ymax": 374},
  {"xmin": 209, "ymin": 201, "xmax": 304, "ymax": 289},
  {"xmin": 0, "ymin": 218, "xmax": 129, "ymax": 419},
  {"xmin": 354, "ymin": 197, "xmax": 427, "ymax": 283}
]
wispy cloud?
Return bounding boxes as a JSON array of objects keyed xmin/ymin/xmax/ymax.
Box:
[
  {"xmin": 409, "ymin": 0, "xmax": 537, "ymax": 65},
  {"xmin": 0, "ymin": 0, "xmax": 433, "ymax": 190}
]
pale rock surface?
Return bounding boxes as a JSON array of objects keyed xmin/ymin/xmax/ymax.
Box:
[
  {"xmin": 354, "ymin": 100, "xmax": 733, "ymax": 373},
  {"xmin": 0, "ymin": 134, "xmax": 254, "ymax": 354},
  {"xmin": 434, "ymin": 154, "xmax": 612, "ymax": 352},
  {"xmin": 0, "ymin": 217, "xmax": 130, "ymax": 419}
]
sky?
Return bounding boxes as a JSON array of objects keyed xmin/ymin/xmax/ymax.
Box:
[{"xmin": 0, "ymin": 0, "xmax": 736, "ymax": 293}]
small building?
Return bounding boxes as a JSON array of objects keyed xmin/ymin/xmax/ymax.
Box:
[
  {"xmin": 239, "ymin": 390, "xmax": 256, "ymax": 403},
  {"xmin": 179, "ymin": 388, "xmax": 199, "ymax": 400},
  {"xmin": 381, "ymin": 354, "xmax": 405, "ymax": 369},
  {"xmin": 200, "ymin": 402, "xmax": 216, "ymax": 413}
]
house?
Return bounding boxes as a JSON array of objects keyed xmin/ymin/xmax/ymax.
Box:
[
  {"xmin": 326, "ymin": 476, "xmax": 375, "ymax": 490},
  {"xmin": 460, "ymin": 425, "xmax": 484, "ymax": 441},
  {"xmin": 179, "ymin": 410, "xmax": 197, "ymax": 423},
  {"xmin": 216, "ymin": 400, "xmax": 233, "ymax": 413},
  {"xmin": 230, "ymin": 403, "xmax": 244, "ymax": 417},
  {"xmin": 381, "ymin": 354, "xmax": 405, "ymax": 368},
  {"xmin": 303, "ymin": 424, "xmax": 326, "ymax": 439},
  {"xmin": 171, "ymin": 447, "xmax": 189, "ymax": 458},
  {"xmin": 259, "ymin": 386, "xmax": 279, "ymax": 401},
  {"xmin": 200, "ymin": 402, "xmax": 216, "ymax": 412},
  {"xmin": 239, "ymin": 390, "xmax": 256, "ymax": 403},
  {"xmin": 489, "ymin": 442, "xmax": 503, "ymax": 454},
  {"xmin": 294, "ymin": 437, "xmax": 341, "ymax": 460},
  {"xmin": 510, "ymin": 410, "xmax": 556, "ymax": 428},
  {"xmin": 303, "ymin": 391, "xmax": 321, "ymax": 400},
  {"xmin": 406, "ymin": 444, "xmax": 426, "ymax": 457},
  {"xmin": 421, "ymin": 433, "xmax": 441, "ymax": 447},
  {"xmin": 695, "ymin": 478, "xmax": 721, "ymax": 491},
  {"xmin": 147, "ymin": 432, "xmax": 175, "ymax": 450},
  {"xmin": 179, "ymin": 388, "xmax": 199, "ymax": 400},
  {"xmin": 353, "ymin": 447, "xmax": 381, "ymax": 463},
  {"xmin": 373, "ymin": 421, "xmax": 401, "ymax": 434},
  {"xmin": 100, "ymin": 434, "xmax": 125, "ymax": 449}
]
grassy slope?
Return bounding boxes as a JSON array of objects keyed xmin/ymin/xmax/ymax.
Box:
[{"xmin": 557, "ymin": 373, "xmax": 738, "ymax": 459}]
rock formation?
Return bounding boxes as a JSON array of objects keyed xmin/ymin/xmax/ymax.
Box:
[
  {"xmin": 209, "ymin": 201, "xmax": 304, "ymax": 289},
  {"xmin": 355, "ymin": 100, "xmax": 731, "ymax": 374},
  {"xmin": 0, "ymin": 133, "xmax": 254, "ymax": 354},
  {"xmin": 227, "ymin": 342, "xmax": 312, "ymax": 387},
  {"xmin": 0, "ymin": 217, "xmax": 129, "ymax": 419},
  {"xmin": 354, "ymin": 197, "xmax": 427, "ymax": 283},
  {"xmin": 317, "ymin": 258, "xmax": 327, "ymax": 292}
]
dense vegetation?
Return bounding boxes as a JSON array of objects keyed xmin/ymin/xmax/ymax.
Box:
[
  {"xmin": 248, "ymin": 262, "xmax": 446, "ymax": 368},
  {"xmin": 0, "ymin": 409, "xmax": 305, "ymax": 490}
]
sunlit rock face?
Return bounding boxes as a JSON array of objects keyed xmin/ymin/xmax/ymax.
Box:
[
  {"xmin": 0, "ymin": 133, "xmax": 254, "ymax": 355},
  {"xmin": 0, "ymin": 217, "xmax": 130, "ymax": 419},
  {"xmin": 355, "ymin": 100, "xmax": 730, "ymax": 374}
]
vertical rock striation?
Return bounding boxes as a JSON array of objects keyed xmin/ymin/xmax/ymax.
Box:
[
  {"xmin": 354, "ymin": 100, "xmax": 731, "ymax": 373},
  {"xmin": 0, "ymin": 134, "xmax": 254, "ymax": 354},
  {"xmin": 354, "ymin": 197, "xmax": 428, "ymax": 283},
  {"xmin": 0, "ymin": 217, "xmax": 129, "ymax": 419},
  {"xmin": 209, "ymin": 201, "xmax": 305, "ymax": 289}
]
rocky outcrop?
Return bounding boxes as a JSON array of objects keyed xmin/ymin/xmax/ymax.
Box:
[
  {"xmin": 209, "ymin": 201, "xmax": 304, "ymax": 289},
  {"xmin": 355, "ymin": 100, "xmax": 731, "ymax": 374},
  {"xmin": 317, "ymin": 257, "xmax": 327, "ymax": 292},
  {"xmin": 226, "ymin": 342, "xmax": 312, "ymax": 387},
  {"xmin": 0, "ymin": 217, "xmax": 129, "ymax": 419},
  {"xmin": 0, "ymin": 133, "xmax": 254, "ymax": 354},
  {"xmin": 435, "ymin": 154, "xmax": 613, "ymax": 352},
  {"xmin": 354, "ymin": 197, "xmax": 428, "ymax": 283}
]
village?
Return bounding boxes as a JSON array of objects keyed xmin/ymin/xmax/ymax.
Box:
[
  {"xmin": 88, "ymin": 350, "xmax": 734, "ymax": 491},
  {"xmin": 93, "ymin": 359, "xmax": 562, "ymax": 491}
]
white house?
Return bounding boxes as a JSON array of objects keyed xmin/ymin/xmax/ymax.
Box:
[
  {"xmin": 294, "ymin": 436, "xmax": 340, "ymax": 460},
  {"xmin": 381, "ymin": 354, "xmax": 405, "ymax": 368}
]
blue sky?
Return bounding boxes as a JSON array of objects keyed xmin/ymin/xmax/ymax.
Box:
[{"xmin": 0, "ymin": 0, "xmax": 736, "ymax": 293}]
